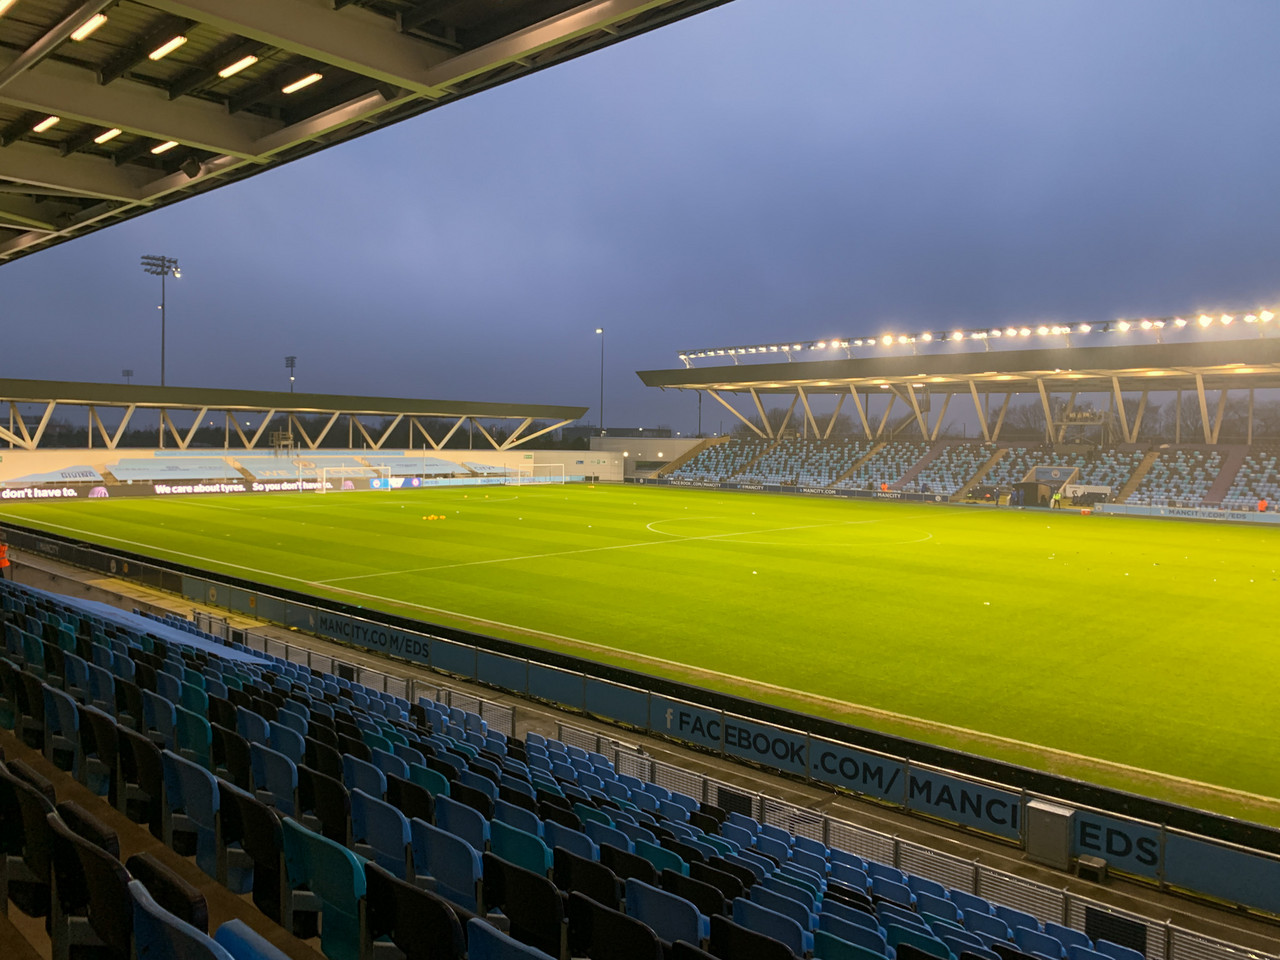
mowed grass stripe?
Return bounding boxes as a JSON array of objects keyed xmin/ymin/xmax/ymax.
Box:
[{"xmin": 3, "ymin": 485, "xmax": 1278, "ymax": 812}]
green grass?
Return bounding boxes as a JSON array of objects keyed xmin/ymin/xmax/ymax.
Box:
[{"xmin": 4, "ymin": 485, "xmax": 1278, "ymax": 818}]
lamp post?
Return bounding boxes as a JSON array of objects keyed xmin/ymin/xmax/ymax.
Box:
[
  {"xmin": 140, "ymin": 254, "xmax": 180, "ymax": 386},
  {"xmin": 122, "ymin": 368, "xmax": 133, "ymax": 385},
  {"xmin": 595, "ymin": 327, "xmax": 605, "ymax": 436},
  {"xmin": 285, "ymin": 355, "xmax": 297, "ymax": 393}
]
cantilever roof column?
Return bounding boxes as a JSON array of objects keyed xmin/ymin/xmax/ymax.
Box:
[
  {"xmin": 874, "ymin": 392, "xmax": 896, "ymax": 439},
  {"xmin": 797, "ymin": 387, "xmax": 819, "ymax": 438},
  {"xmin": 503, "ymin": 418, "xmax": 578, "ymax": 449},
  {"xmin": 1132, "ymin": 392, "xmax": 1150, "ymax": 441},
  {"xmin": 1111, "ymin": 376, "xmax": 1132, "ymax": 443},
  {"xmin": 929, "ymin": 392, "xmax": 952, "ymax": 441},
  {"xmin": 898, "ymin": 384, "xmax": 928, "ymax": 440},
  {"xmin": 1210, "ymin": 385, "xmax": 1228, "ymax": 445},
  {"xmin": 822, "ymin": 391, "xmax": 847, "ymax": 440},
  {"xmin": 969, "ymin": 381, "xmax": 990, "ymax": 442},
  {"xmin": 469, "ymin": 417, "xmax": 501, "ymax": 450},
  {"xmin": 748, "ymin": 389, "xmax": 772, "ymax": 439},
  {"xmin": 991, "ymin": 393, "xmax": 1012, "ymax": 442},
  {"xmin": 706, "ymin": 390, "xmax": 765, "ymax": 438},
  {"xmin": 848, "ymin": 386, "xmax": 872, "ymax": 440},
  {"xmin": 1035, "ymin": 379, "xmax": 1054, "ymax": 444},
  {"xmin": 776, "ymin": 394, "xmax": 799, "ymax": 437}
]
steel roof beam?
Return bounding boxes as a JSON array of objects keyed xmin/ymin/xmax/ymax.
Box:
[
  {"xmin": 0, "ymin": 56, "xmax": 281, "ymax": 161},
  {"xmin": 142, "ymin": 0, "xmax": 457, "ymax": 95},
  {"xmin": 0, "ymin": 141, "xmax": 145, "ymax": 200},
  {"xmin": 0, "ymin": 0, "xmax": 116, "ymax": 94}
]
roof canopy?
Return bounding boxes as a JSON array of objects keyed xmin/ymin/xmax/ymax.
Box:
[
  {"xmin": 0, "ymin": 377, "xmax": 586, "ymax": 450},
  {"xmin": 0, "ymin": 0, "xmax": 727, "ymax": 262}
]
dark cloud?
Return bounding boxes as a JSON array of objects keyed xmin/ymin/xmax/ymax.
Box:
[{"xmin": 3, "ymin": 0, "xmax": 1277, "ymax": 431}]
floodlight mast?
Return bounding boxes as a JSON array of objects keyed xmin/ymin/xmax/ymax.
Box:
[
  {"xmin": 285, "ymin": 355, "xmax": 297, "ymax": 393},
  {"xmin": 140, "ymin": 254, "xmax": 180, "ymax": 386}
]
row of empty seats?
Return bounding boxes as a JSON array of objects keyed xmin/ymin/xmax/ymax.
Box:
[{"xmin": 0, "ymin": 578, "xmax": 1161, "ymax": 960}]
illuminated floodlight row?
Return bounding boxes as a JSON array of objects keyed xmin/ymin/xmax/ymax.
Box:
[{"xmin": 677, "ymin": 310, "xmax": 1276, "ymax": 363}]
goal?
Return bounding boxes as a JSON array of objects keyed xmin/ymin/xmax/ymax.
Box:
[
  {"xmin": 512, "ymin": 464, "xmax": 565, "ymax": 485},
  {"xmin": 315, "ymin": 466, "xmax": 390, "ymax": 493}
]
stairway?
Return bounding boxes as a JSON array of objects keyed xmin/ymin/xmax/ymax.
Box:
[
  {"xmin": 894, "ymin": 441, "xmax": 948, "ymax": 491},
  {"xmin": 828, "ymin": 442, "xmax": 886, "ymax": 488},
  {"xmin": 1115, "ymin": 450, "xmax": 1161, "ymax": 502},
  {"xmin": 1201, "ymin": 445, "xmax": 1248, "ymax": 505},
  {"xmin": 953, "ymin": 447, "xmax": 1005, "ymax": 500}
]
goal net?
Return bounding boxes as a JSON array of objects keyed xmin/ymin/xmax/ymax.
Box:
[
  {"xmin": 315, "ymin": 466, "xmax": 390, "ymax": 493},
  {"xmin": 512, "ymin": 464, "xmax": 565, "ymax": 485}
]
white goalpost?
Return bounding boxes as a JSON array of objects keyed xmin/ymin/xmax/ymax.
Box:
[
  {"xmin": 512, "ymin": 464, "xmax": 565, "ymax": 485},
  {"xmin": 314, "ymin": 466, "xmax": 390, "ymax": 493}
]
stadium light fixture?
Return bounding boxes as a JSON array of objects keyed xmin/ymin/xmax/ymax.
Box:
[
  {"xmin": 150, "ymin": 140, "xmax": 178, "ymax": 154},
  {"xmin": 148, "ymin": 35, "xmax": 187, "ymax": 60},
  {"xmin": 122, "ymin": 368, "xmax": 133, "ymax": 384},
  {"xmin": 0, "ymin": 0, "xmax": 18, "ymax": 17},
  {"xmin": 285, "ymin": 355, "xmax": 297, "ymax": 393},
  {"xmin": 32, "ymin": 115, "xmax": 60, "ymax": 133},
  {"xmin": 70, "ymin": 13, "xmax": 107, "ymax": 41},
  {"xmin": 1261, "ymin": 310, "xmax": 1275, "ymax": 322},
  {"xmin": 282, "ymin": 73, "xmax": 323, "ymax": 94},
  {"xmin": 94, "ymin": 127, "xmax": 122, "ymax": 144},
  {"xmin": 218, "ymin": 55, "xmax": 258, "ymax": 78},
  {"xmin": 140, "ymin": 255, "xmax": 180, "ymax": 387}
]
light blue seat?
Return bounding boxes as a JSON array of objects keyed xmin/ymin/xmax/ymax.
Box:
[
  {"xmin": 719, "ymin": 821, "xmax": 755, "ymax": 850},
  {"xmin": 162, "ymin": 749, "xmax": 221, "ymax": 881},
  {"xmin": 144, "ymin": 690, "xmax": 177, "ymax": 748},
  {"xmin": 791, "ymin": 847, "xmax": 828, "ymax": 876},
  {"xmin": 86, "ymin": 662, "xmax": 116, "ymax": 712},
  {"xmin": 733, "ymin": 896, "xmax": 813, "ymax": 956},
  {"xmin": 434, "ymin": 794, "xmax": 490, "ymax": 854},
  {"xmin": 737, "ymin": 848, "xmax": 777, "ymax": 877},
  {"xmin": 966, "ymin": 910, "xmax": 1013, "ymax": 941},
  {"xmin": 829, "ymin": 848, "xmax": 866, "ymax": 871},
  {"xmin": 495, "ymin": 799, "xmax": 543, "ymax": 836},
  {"xmin": 1015, "ymin": 928, "xmax": 1066, "ymax": 960},
  {"xmin": 950, "ymin": 889, "xmax": 992, "ymax": 916},
  {"xmin": 585, "ymin": 820, "xmax": 633, "ymax": 854},
  {"xmin": 410, "ymin": 817, "xmax": 483, "ymax": 911},
  {"xmin": 996, "ymin": 905, "xmax": 1040, "ymax": 934},
  {"xmin": 250, "ymin": 742, "xmax": 299, "ymax": 816},
  {"xmin": 371, "ymin": 746, "xmax": 411, "ymax": 782},
  {"xmin": 751, "ymin": 883, "xmax": 817, "ymax": 931},
  {"xmin": 281, "ymin": 817, "xmax": 367, "ymax": 960},
  {"xmin": 907, "ymin": 874, "xmax": 948, "ymax": 900},
  {"xmin": 867, "ymin": 862, "xmax": 907, "ymax": 885},
  {"xmin": 819, "ymin": 899, "xmax": 880, "ymax": 930},
  {"xmin": 275, "ymin": 706, "xmax": 308, "ymax": 737},
  {"xmin": 617, "ymin": 821, "xmax": 657, "ymax": 847},
  {"xmin": 792, "ymin": 835, "xmax": 827, "ymax": 859},
  {"xmin": 1069, "ymin": 948, "xmax": 1117, "ymax": 960},
  {"xmin": 491, "ymin": 819, "xmax": 553, "ymax": 876},
  {"xmin": 467, "ymin": 916, "xmax": 557, "ymax": 960},
  {"xmin": 130, "ymin": 879, "xmax": 234, "ymax": 959},
  {"xmin": 917, "ymin": 891, "xmax": 961, "ymax": 924},
  {"xmin": 350, "ymin": 788, "xmax": 412, "ymax": 879},
  {"xmin": 724, "ymin": 852, "xmax": 766, "ymax": 882},
  {"xmin": 236, "ymin": 707, "xmax": 269, "ymax": 744},
  {"xmin": 765, "ymin": 873, "xmax": 817, "ymax": 911},
  {"xmin": 461, "ymin": 769, "xmax": 499, "ymax": 801},
  {"xmin": 878, "ymin": 903, "xmax": 928, "ymax": 932},
  {"xmin": 1046, "ymin": 925, "xmax": 1093, "ymax": 954},
  {"xmin": 886, "ymin": 922, "xmax": 952, "ymax": 960},
  {"xmin": 872, "ymin": 876, "xmax": 915, "ymax": 908},
  {"xmin": 1095, "ymin": 941, "xmax": 1146, "ymax": 960},
  {"xmin": 659, "ymin": 798, "xmax": 691, "ymax": 822},
  {"xmin": 544, "ymin": 821, "xmax": 599, "ymax": 862},
  {"xmin": 394, "ymin": 742, "xmax": 427, "ymax": 768},
  {"xmin": 268, "ymin": 722, "xmax": 305, "ymax": 765},
  {"xmin": 342, "ymin": 753, "xmax": 387, "ymax": 799},
  {"xmin": 42, "ymin": 683, "xmax": 81, "ymax": 774},
  {"xmin": 627, "ymin": 877, "xmax": 710, "ymax": 944},
  {"xmin": 820, "ymin": 913, "xmax": 889, "ymax": 954},
  {"xmin": 636, "ymin": 838, "xmax": 688, "ymax": 877}
]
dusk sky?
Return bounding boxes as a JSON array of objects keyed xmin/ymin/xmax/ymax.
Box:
[{"xmin": 3, "ymin": 0, "xmax": 1278, "ymax": 434}]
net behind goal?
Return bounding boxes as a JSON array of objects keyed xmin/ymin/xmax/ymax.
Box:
[{"xmin": 512, "ymin": 464, "xmax": 565, "ymax": 485}]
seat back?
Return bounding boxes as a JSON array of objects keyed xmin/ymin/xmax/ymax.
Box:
[
  {"xmin": 434, "ymin": 794, "xmax": 489, "ymax": 854},
  {"xmin": 553, "ymin": 845, "xmax": 621, "ymax": 910},
  {"xmin": 481, "ymin": 852, "xmax": 566, "ymax": 959},
  {"xmin": 467, "ymin": 916, "xmax": 558, "ymax": 960},
  {"xmin": 491, "ymin": 818, "xmax": 554, "ymax": 876},
  {"xmin": 409, "ymin": 817, "xmax": 483, "ymax": 912},
  {"xmin": 626, "ymin": 877, "xmax": 707, "ymax": 945},
  {"xmin": 125, "ymin": 851, "xmax": 209, "ymax": 933},
  {"xmin": 733, "ymin": 896, "xmax": 809, "ymax": 957},
  {"xmin": 161, "ymin": 749, "xmax": 220, "ymax": 879},
  {"xmin": 281, "ymin": 817, "xmax": 366, "ymax": 960},
  {"xmin": 710, "ymin": 913, "xmax": 797, "ymax": 960},
  {"xmin": 130, "ymin": 879, "xmax": 233, "ymax": 959},
  {"xmin": 349, "ymin": 788, "xmax": 411, "ymax": 879},
  {"xmin": 362, "ymin": 862, "xmax": 467, "ymax": 960}
]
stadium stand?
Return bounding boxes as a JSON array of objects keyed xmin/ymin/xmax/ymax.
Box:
[
  {"xmin": 831, "ymin": 440, "xmax": 931, "ymax": 491},
  {"xmin": 1220, "ymin": 443, "xmax": 1280, "ymax": 510},
  {"xmin": 909, "ymin": 442, "xmax": 993, "ymax": 496},
  {"xmin": 363, "ymin": 456, "xmax": 467, "ymax": 478},
  {"xmin": 1127, "ymin": 448, "xmax": 1224, "ymax": 506},
  {"xmin": 105, "ymin": 457, "xmax": 243, "ymax": 483},
  {"xmin": 668, "ymin": 437, "xmax": 771, "ymax": 482},
  {"xmin": 0, "ymin": 575, "xmax": 1260, "ymax": 960},
  {"xmin": 735, "ymin": 438, "xmax": 873, "ymax": 487},
  {"xmin": 235, "ymin": 455, "xmax": 374, "ymax": 480}
]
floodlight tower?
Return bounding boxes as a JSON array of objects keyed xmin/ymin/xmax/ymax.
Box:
[
  {"xmin": 595, "ymin": 327, "xmax": 605, "ymax": 436},
  {"xmin": 140, "ymin": 254, "xmax": 180, "ymax": 386},
  {"xmin": 285, "ymin": 355, "xmax": 297, "ymax": 393}
]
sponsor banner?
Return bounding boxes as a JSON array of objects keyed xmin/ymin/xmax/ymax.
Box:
[
  {"xmin": 721, "ymin": 713, "xmax": 809, "ymax": 776},
  {"xmin": 1095, "ymin": 503, "xmax": 1280, "ymax": 524},
  {"xmin": 649, "ymin": 697, "xmax": 724, "ymax": 752},
  {"xmin": 0, "ymin": 485, "xmax": 87, "ymax": 501},
  {"xmin": 643, "ymin": 478, "xmax": 943, "ymax": 502},
  {"xmin": 810, "ymin": 737, "xmax": 908, "ymax": 804},
  {"xmin": 907, "ymin": 766, "xmax": 1023, "ymax": 841},
  {"xmin": 310, "ymin": 610, "xmax": 433, "ymax": 666},
  {"xmin": 1071, "ymin": 809, "xmax": 1161, "ymax": 879}
]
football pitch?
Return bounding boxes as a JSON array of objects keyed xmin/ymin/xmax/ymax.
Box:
[{"xmin": 3, "ymin": 484, "xmax": 1277, "ymax": 822}]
